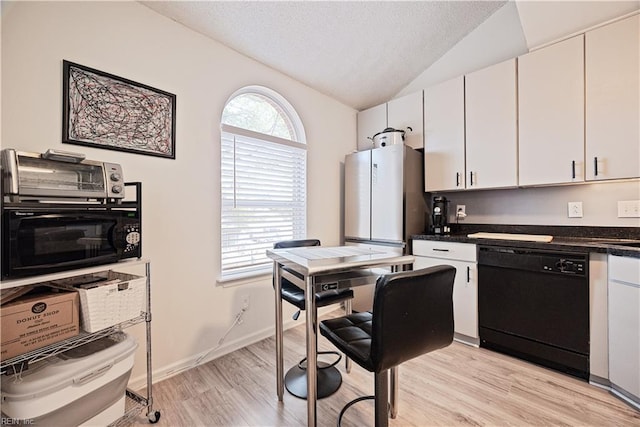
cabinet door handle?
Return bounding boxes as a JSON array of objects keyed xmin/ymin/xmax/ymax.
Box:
[
  {"xmin": 594, "ymin": 157, "xmax": 598, "ymax": 177},
  {"xmin": 432, "ymin": 248, "xmax": 449, "ymax": 252},
  {"xmin": 572, "ymin": 160, "xmax": 576, "ymax": 179},
  {"xmin": 469, "ymin": 171, "xmax": 474, "ymax": 186},
  {"xmin": 456, "ymin": 172, "xmax": 460, "ymax": 187},
  {"xmin": 467, "ymin": 266, "xmax": 470, "ymax": 283}
]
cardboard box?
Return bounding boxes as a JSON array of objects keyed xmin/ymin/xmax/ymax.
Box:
[{"xmin": 1, "ymin": 288, "xmax": 79, "ymax": 361}]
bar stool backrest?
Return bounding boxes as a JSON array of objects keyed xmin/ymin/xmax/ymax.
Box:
[{"xmin": 370, "ymin": 265, "xmax": 456, "ymax": 373}]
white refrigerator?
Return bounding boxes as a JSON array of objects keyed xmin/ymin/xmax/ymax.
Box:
[{"xmin": 344, "ymin": 144, "xmax": 426, "ymax": 310}]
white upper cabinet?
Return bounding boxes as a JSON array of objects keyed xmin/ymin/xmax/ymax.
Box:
[
  {"xmin": 424, "ymin": 76, "xmax": 465, "ymax": 191},
  {"xmin": 465, "ymin": 58, "xmax": 518, "ymax": 189},
  {"xmin": 357, "ymin": 91, "xmax": 424, "ymax": 151},
  {"xmin": 387, "ymin": 91, "xmax": 424, "ymax": 150},
  {"xmin": 518, "ymin": 35, "xmax": 585, "ymax": 186},
  {"xmin": 357, "ymin": 103, "xmax": 386, "ymax": 151},
  {"xmin": 585, "ymin": 14, "xmax": 640, "ymax": 181}
]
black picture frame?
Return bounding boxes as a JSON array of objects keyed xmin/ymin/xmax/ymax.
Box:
[{"xmin": 62, "ymin": 60, "xmax": 176, "ymax": 159}]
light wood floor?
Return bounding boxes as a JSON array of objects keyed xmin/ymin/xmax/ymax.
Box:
[{"xmin": 130, "ymin": 311, "xmax": 640, "ymax": 427}]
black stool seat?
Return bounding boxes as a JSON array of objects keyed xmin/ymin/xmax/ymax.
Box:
[
  {"xmin": 320, "ymin": 265, "xmax": 456, "ymax": 426},
  {"xmin": 319, "ymin": 311, "xmax": 375, "ymax": 370}
]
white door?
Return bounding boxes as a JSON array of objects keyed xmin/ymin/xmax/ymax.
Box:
[
  {"xmin": 586, "ymin": 14, "xmax": 640, "ymax": 181},
  {"xmin": 424, "ymin": 76, "xmax": 465, "ymax": 191},
  {"xmin": 371, "ymin": 145, "xmax": 403, "ymax": 243},
  {"xmin": 465, "ymin": 58, "xmax": 518, "ymax": 189},
  {"xmin": 344, "ymin": 150, "xmax": 371, "ymax": 240},
  {"xmin": 608, "ymin": 256, "xmax": 640, "ymax": 402},
  {"xmin": 518, "ymin": 35, "xmax": 585, "ymax": 186},
  {"xmin": 414, "ymin": 256, "xmax": 478, "ymax": 340}
]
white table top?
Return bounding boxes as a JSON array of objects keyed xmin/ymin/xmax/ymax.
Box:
[{"xmin": 266, "ymin": 245, "xmax": 414, "ymax": 276}]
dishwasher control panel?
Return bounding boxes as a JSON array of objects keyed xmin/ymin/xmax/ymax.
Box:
[
  {"xmin": 546, "ymin": 258, "xmax": 586, "ymax": 275},
  {"xmin": 478, "ymin": 246, "xmax": 588, "ymax": 276}
]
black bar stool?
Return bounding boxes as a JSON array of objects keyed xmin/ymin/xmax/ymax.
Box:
[
  {"xmin": 274, "ymin": 239, "xmax": 354, "ymax": 399},
  {"xmin": 320, "ymin": 265, "xmax": 456, "ymax": 426}
]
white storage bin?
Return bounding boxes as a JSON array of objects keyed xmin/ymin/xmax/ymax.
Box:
[
  {"xmin": 51, "ymin": 271, "xmax": 146, "ymax": 332},
  {"xmin": 1, "ymin": 332, "xmax": 137, "ymax": 426}
]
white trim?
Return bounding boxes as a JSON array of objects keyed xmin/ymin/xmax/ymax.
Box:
[
  {"xmin": 530, "ymin": 10, "xmax": 640, "ymax": 52},
  {"xmin": 221, "ymin": 123, "xmax": 307, "ymax": 150},
  {"xmin": 216, "ymin": 270, "xmax": 272, "ymax": 287},
  {"xmin": 222, "ymin": 85, "xmax": 307, "ymax": 143}
]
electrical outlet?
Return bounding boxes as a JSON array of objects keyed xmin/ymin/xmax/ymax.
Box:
[
  {"xmin": 456, "ymin": 205, "xmax": 466, "ymax": 218},
  {"xmin": 568, "ymin": 202, "xmax": 583, "ymax": 218},
  {"xmin": 618, "ymin": 200, "xmax": 640, "ymax": 218}
]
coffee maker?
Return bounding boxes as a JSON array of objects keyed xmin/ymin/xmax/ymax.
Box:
[{"xmin": 431, "ymin": 196, "xmax": 451, "ymax": 235}]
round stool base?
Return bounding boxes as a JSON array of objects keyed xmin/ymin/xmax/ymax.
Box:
[{"xmin": 284, "ymin": 362, "xmax": 342, "ymax": 400}]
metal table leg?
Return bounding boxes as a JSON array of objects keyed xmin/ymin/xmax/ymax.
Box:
[
  {"xmin": 388, "ymin": 263, "xmax": 402, "ymax": 418},
  {"xmin": 274, "ymin": 263, "xmax": 284, "ymax": 401},
  {"xmin": 344, "ymin": 299, "xmax": 352, "ymax": 373},
  {"xmin": 305, "ymin": 275, "xmax": 317, "ymax": 426}
]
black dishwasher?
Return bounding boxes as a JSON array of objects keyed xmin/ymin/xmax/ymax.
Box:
[{"xmin": 478, "ymin": 246, "xmax": 589, "ymax": 380}]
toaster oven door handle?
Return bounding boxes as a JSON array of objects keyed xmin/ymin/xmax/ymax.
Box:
[{"xmin": 2, "ymin": 148, "xmax": 19, "ymax": 195}]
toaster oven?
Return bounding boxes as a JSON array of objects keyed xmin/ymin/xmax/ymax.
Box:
[{"xmin": 1, "ymin": 149, "xmax": 125, "ymax": 202}]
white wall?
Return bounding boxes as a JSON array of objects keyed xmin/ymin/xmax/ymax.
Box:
[
  {"xmin": 440, "ymin": 181, "xmax": 640, "ymax": 228},
  {"xmin": 1, "ymin": 1, "xmax": 356, "ymax": 383},
  {"xmin": 398, "ymin": 1, "xmax": 528, "ymax": 96}
]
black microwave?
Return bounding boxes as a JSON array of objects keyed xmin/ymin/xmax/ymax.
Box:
[{"xmin": 2, "ymin": 209, "xmax": 141, "ymax": 279}]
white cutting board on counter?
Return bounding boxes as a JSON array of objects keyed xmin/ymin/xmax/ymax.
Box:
[{"xmin": 467, "ymin": 232, "xmax": 554, "ymax": 242}]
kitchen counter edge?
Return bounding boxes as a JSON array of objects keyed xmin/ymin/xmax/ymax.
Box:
[{"xmin": 411, "ymin": 234, "xmax": 640, "ymax": 258}]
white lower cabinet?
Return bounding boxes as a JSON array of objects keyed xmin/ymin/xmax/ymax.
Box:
[
  {"xmin": 413, "ymin": 240, "xmax": 478, "ymax": 345},
  {"xmin": 608, "ymin": 255, "xmax": 640, "ymax": 408}
]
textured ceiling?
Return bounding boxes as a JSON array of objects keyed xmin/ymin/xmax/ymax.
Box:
[{"xmin": 141, "ymin": 1, "xmax": 506, "ymax": 110}]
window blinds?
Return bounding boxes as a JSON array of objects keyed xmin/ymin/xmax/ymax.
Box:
[{"xmin": 221, "ymin": 126, "xmax": 307, "ymax": 279}]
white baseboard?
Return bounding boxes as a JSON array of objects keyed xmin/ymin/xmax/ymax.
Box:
[{"xmin": 128, "ymin": 307, "xmax": 335, "ymax": 390}]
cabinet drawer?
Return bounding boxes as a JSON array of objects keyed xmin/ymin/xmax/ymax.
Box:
[
  {"xmin": 609, "ymin": 255, "xmax": 640, "ymax": 285},
  {"xmin": 413, "ymin": 240, "xmax": 477, "ymax": 262}
]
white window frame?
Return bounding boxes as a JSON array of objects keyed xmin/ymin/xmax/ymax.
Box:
[{"xmin": 219, "ymin": 86, "xmax": 307, "ymax": 284}]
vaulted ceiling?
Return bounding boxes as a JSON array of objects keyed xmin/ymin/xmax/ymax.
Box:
[{"xmin": 141, "ymin": 1, "xmax": 639, "ymax": 111}]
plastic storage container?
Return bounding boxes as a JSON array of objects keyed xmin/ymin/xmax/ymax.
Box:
[{"xmin": 1, "ymin": 332, "xmax": 137, "ymax": 426}]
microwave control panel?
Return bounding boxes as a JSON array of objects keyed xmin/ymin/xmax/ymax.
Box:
[{"xmin": 123, "ymin": 223, "xmax": 141, "ymax": 254}]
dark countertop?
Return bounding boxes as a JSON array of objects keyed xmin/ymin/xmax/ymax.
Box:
[{"xmin": 412, "ymin": 224, "xmax": 640, "ymax": 258}]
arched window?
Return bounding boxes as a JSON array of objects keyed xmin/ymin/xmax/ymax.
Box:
[{"xmin": 220, "ymin": 86, "xmax": 307, "ymax": 281}]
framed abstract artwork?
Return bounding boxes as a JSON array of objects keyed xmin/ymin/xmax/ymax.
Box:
[{"xmin": 62, "ymin": 60, "xmax": 176, "ymax": 159}]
